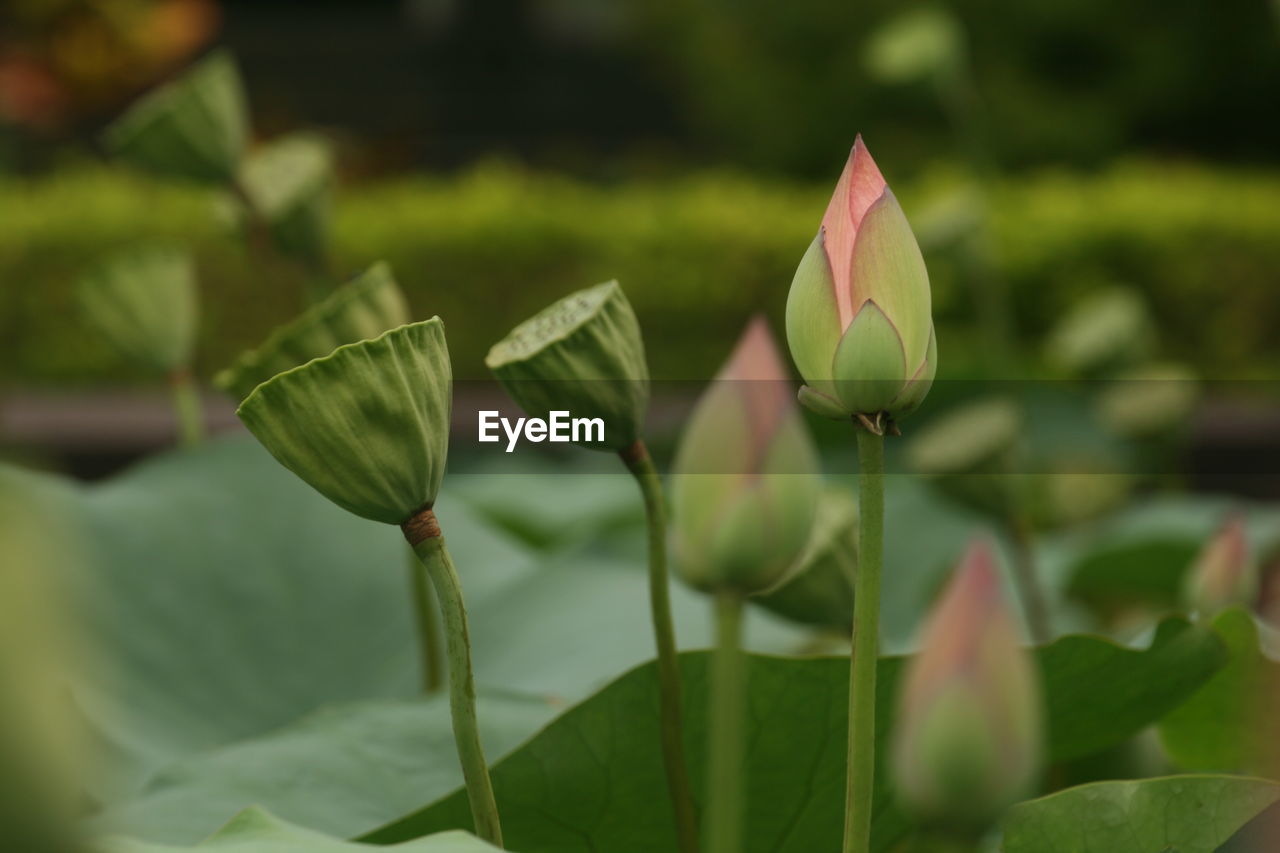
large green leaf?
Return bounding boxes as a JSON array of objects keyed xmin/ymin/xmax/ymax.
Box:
[
  {"xmin": 365, "ymin": 619, "xmax": 1224, "ymax": 852},
  {"xmin": 102, "ymin": 807, "xmax": 499, "ymax": 852},
  {"xmin": 1001, "ymin": 775, "xmax": 1280, "ymax": 853}
]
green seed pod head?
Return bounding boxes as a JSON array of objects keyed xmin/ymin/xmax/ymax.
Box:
[
  {"xmin": 1097, "ymin": 362, "xmax": 1199, "ymax": 438},
  {"xmin": 486, "ymin": 281, "xmax": 649, "ymax": 452},
  {"xmin": 77, "ymin": 244, "xmax": 198, "ymax": 374},
  {"xmin": 786, "ymin": 136, "xmax": 935, "ymax": 421},
  {"xmin": 1045, "ymin": 287, "xmax": 1154, "ymax": 378},
  {"xmin": 1184, "ymin": 515, "xmax": 1257, "ymax": 616},
  {"xmin": 103, "ymin": 49, "xmax": 249, "ymax": 185},
  {"xmin": 216, "ymin": 262, "xmax": 410, "ymax": 401},
  {"xmin": 238, "ymin": 319, "xmax": 451, "ymax": 525},
  {"xmin": 671, "ymin": 318, "xmax": 822, "ymax": 595},
  {"xmin": 236, "ymin": 133, "xmax": 333, "ymax": 265},
  {"xmin": 751, "ymin": 486, "xmax": 857, "ymax": 630},
  {"xmin": 906, "ymin": 397, "xmax": 1023, "ymax": 517},
  {"xmin": 892, "ymin": 539, "xmax": 1043, "ymax": 828}
]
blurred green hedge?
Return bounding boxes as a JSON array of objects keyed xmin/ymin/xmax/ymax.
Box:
[{"xmin": 2, "ymin": 160, "xmax": 1278, "ymax": 387}]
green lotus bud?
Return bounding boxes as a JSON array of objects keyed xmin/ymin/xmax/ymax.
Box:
[
  {"xmin": 786, "ymin": 136, "xmax": 936, "ymax": 422},
  {"xmin": 486, "ymin": 281, "xmax": 649, "ymax": 452},
  {"xmin": 752, "ymin": 486, "xmax": 856, "ymax": 630},
  {"xmin": 892, "ymin": 539, "xmax": 1043, "ymax": 828},
  {"xmin": 234, "ymin": 133, "xmax": 333, "ymax": 265},
  {"xmin": 671, "ymin": 318, "xmax": 821, "ymax": 594},
  {"xmin": 1184, "ymin": 515, "xmax": 1256, "ymax": 616},
  {"xmin": 216, "ymin": 262, "xmax": 410, "ymax": 401},
  {"xmin": 103, "ymin": 49, "xmax": 249, "ymax": 185},
  {"xmin": 237, "ymin": 319, "xmax": 451, "ymax": 525},
  {"xmin": 77, "ymin": 244, "xmax": 198, "ymax": 374}
]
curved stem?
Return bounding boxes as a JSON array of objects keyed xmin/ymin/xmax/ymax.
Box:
[
  {"xmin": 845, "ymin": 428, "xmax": 884, "ymax": 853},
  {"xmin": 168, "ymin": 368, "xmax": 203, "ymax": 447},
  {"xmin": 706, "ymin": 592, "xmax": 744, "ymax": 853},
  {"xmin": 407, "ymin": 546, "xmax": 444, "ymax": 693},
  {"xmin": 1006, "ymin": 513, "xmax": 1051, "ymax": 645},
  {"xmin": 409, "ymin": 532, "xmax": 503, "ymax": 847},
  {"xmin": 620, "ymin": 440, "xmax": 700, "ymax": 853}
]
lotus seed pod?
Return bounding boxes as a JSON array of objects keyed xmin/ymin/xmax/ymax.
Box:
[
  {"xmin": 486, "ymin": 281, "xmax": 650, "ymax": 452},
  {"xmin": 103, "ymin": 49, "xmax": 249, "ymax": 185},
  {"xmin": 752, "ymin": 486, "xmax": 857, "ymax": 630},
  {"xmin": 1184, "ymin": 515, "xmax": 1257, "ymax": 616},
  {"xmin": 892, "ymin": 539, "xmax": 1044, "ymax": 828},
  {"xmin": 1096, "ymin": 362, "xmax": 1199, "ymax": 438},
  {"xmin": 77, "ymin": 244, "xmax": 198, "ymax": 374},
  {"xmin": 906, "ymin": 397, "xmax": 1024, "ymax": 517},
  {"xmin": 216, "ymin": 262, "xmax": 410, "ymax": 401},
  {"xmin": 238, "ymin": 319, "xmax": 451, "ymax": 525},
  {"xmin": 235, "ymin": 133, "xmax": 333, "ymax": 265},
  {"xmin": 1044, "ymin": 287, "xmax": 1154, "ymax": 378},
  {"xmin": 786, "ymin": 136, "xmax": 935, "ymax": 421},
  {"xmin": 671, "ymin": 317, "xmax": 822, "ymax": 595}
]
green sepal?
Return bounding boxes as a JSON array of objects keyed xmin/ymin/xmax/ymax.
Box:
[
  {"xmin": 77, "ymin": 244, "xmax": 198, "ymax": 373},
  {"xmin": 486, "ymin": 281, "xmax": 649, "ymax": 452},
  {"xmin": 891, "ymin": 323, "xmax": 937, "ymax": 418},
  {"xmin": 850, "ymin": 187, "xmax": 932, "ymax": 369},
  {"xmin": 832, "ymin": 300, "xmax": 907, "ymax": 415},
  {"xmin": 784, "ymin": 230, "xmax": 842, "ymax": 389},
  {"xmin": 103, "ymin": 49, "xmax": 248, "ymax": 186},
  {"xmin": 797, "ymin": 385, "xmax": 851, "ymax": 420},
  {"xmin": 235, "ymin": 133, "xmax": 333, "ymax": 265},
  {"xmin": 216, "ymin": 262, "xmax": 409, "ymax": 401},
  {"xmin": 237, "ymin": 318, "xmax": 451, "ymax": 525}
]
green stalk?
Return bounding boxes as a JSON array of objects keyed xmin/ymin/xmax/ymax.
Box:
[
  {"xmin": 1005, "ymin": 512, "xmax": 1051, "ymax": 645},
  {"xmin": 407, "ymin": 546, "xmax": 444, "ymax": 693},
  {"xmin": 706, "ymin": 591, "xmax": 745, "ymax": 853},
  {"xmin": 845, "ymin": 428, "xmax": 885, "ymax": 853},
  {"xmin": 168, "ymin": 368, "xmax": 203, "ymax": 447},
  {"xmin": 620, "ymin": 440, "xmax": 700, "ymax": 853},
  {"xmin": 408, "ymin": 526, "xmax": 503, "ymax": 848}
]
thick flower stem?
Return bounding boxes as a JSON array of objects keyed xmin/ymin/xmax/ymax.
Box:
[
  {"xmin": 407, "ymin": 546, "xmax": 444, "ymax": 693},
  {"xmin": 1006, "ymin": 513, "xmax": 1051, "ymax": 645},
  {"xmin": 168, "ymin": 368, "xmax": 203, "ymax": 447},
  {"xmin": 707, "ymin": 591, "xmax": 745, "ymax": 853},
  {"xmin": 620, "ymin": 440, "xmax": 700, "ymax": 853},
  {"xmin": 406, "ymin": 520, "xmax": 503, "ymax": 848},
  {"xmin": 846, "ymin": 428, "xmax": 885, "ymax": 853}
]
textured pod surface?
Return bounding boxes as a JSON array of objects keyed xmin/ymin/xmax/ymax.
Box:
[
  {"xmin": 486, "ymin": 281, "xmax": 649, "ymax": 451},
  {"xmin": 217, "ymin": 262, "xmax": 410, "ymax": 401},
  {"xmin": 103, "ymin": 49, "xmax": 248, "ymax": 185},
  {"xmin": 77, "ymin": 244, "xmax": 198, "ymax": 373},
  {"xmin": 238, "ymin": 318, "xmax": 451, "ymax": 524},
  {"xmin": 236, "ymin": 133, "xmax": 334, "ymax": 264}
]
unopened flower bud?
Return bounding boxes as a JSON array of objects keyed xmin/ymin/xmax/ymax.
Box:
[
  {"xmin": 486, "ymin": 281, "xmax": 649, "ymax": 452},
  {"xmin": 786, "ymin": 136, "xmax": 936, "ymax": 421},
  {"xmin": 1184, "ymin": 515, "xmax": 1256, "ymax": 616},
  {"xmin": 892, "ymin": 539, "xmax": 1043, "ymax": 827},
  {"xmin": 671, "ymin": 317, "xmax": 821, "ymax": 594},
  {"xmin": 752, "ymin": 486, "xmax": 856, "ymax": 630}
]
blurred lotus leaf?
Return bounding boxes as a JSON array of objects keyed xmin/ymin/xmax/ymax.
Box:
[
  {"xmin": 238, "ymin": 318, "xmax": 451, "ymax": 525},
  {"xmin": 752, "ymin": 486, "xmax": 857, "ymax": 631},
  {"xmin": 486, "ymin": 281, "xmax": 649, "ymax": 452},
  {"xmin": 235, "ymin": 133, "xmax": 334, "ymax": 265},
  {"xmin": 1097, "ymin": 362, "xmax": 1199, "ymax": 438},
  {"xmin": 78, "ymin": 244, "xmax": 198, "ymax": 374},
  {"xmin": 103, "ymin": 49, "xmax": 249, "ymax": 186},
  {"xmin": 1044, "ymin": 287, "xmax": 1155, "ymax": 377},
  {"xmin": 216, "ymin": 262, "xmax": 410, "ymax": 401},
  {"xmin": 864, "ymin": 6, "xmax": 965, "ymax": 84},
  {"xmin": 907, "ymin": 397, "xmax": 1024, "ymax": 517}
]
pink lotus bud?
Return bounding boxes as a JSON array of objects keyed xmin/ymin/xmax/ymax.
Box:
[
  {"xmin": 671, "ymin": 316, "xmax": 821, "ymax": 594},
  {"xmin": 1184, "ymin": 515, "xmax": 1256, "ymax": 615},
  {"xmin": 891, "ymin": 539, "xmax": 1043, "ymax": 827},
  {"xmin": 786, "ymin": 136, "xmax": 936, "ymax": 421}
]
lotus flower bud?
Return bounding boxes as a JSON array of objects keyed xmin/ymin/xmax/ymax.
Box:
[
  {"xmin": 216, "ymin": 262, "xmax": 409, "ymax": 401},
  {"xmin": 77, "ymin": 244, "xmax": 198, "ymax": 374},
  {"xmin": 103, "ymin": 49, "xmax": 249, "ymax": 186},
  {"xmin": 892, "ymin": 539, "xmax": 1043, "ymax": 828},
  {"xmin": 1184, "ymin": 516, "xmax": 1256, "ymax": 616},
  {"xmin": 670, "ymin": 318, "xmax": 821, "ymax": 595},
  {"xmin": 237, "ymin": 319, "xmax": 451, "ymax": 525},
  {"xmin": 486, "ymin": 281, "xmax": 649, "ymax": 452},
  {"xmin": 752, "ymin": 486, "xmax": 856, "ymax": 630},
  {"xmin": 786, "ymin": 136, "xmax": 935, "ymax": 422}
]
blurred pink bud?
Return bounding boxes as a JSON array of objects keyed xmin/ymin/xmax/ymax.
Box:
[{"xmin": 1185, "ymin": 515, "xmax": 1256, "ymax": 615}]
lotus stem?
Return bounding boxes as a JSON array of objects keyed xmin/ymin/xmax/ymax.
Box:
[
  {"xmin": 1006, "ymin": 513, "xmax": 1051, "ymax": 645},
  {"xmin": 406, "ymin": 513, "xmax": 503, "ymax": 848},
  {"xmin": 707, "ymin": 591, "xmax": 745, "ymax": 853},
  {"xmin": 407, "ymin": 546, "xmax": 444, "ymax": 693},
  {"xmin": 845, "ymin": 427, "xmax": 885, "ymax": 853},
  {"xmin": 620, "ymin": 439, "xmax": 700, "ymax": 853},
  {"xmin": 168, "ymin": 368, "xmax": 203, "ymax": 447}
]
